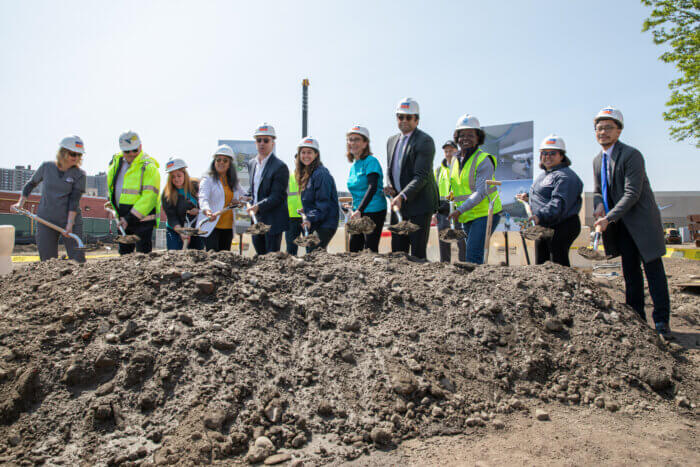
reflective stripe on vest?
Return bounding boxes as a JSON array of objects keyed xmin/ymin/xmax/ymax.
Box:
[
  {"xmin": 436, "ymin": 164, "xmax": 452, "ymax": 199},
  {"xmin": 287, "ymin": 173, "xmax": 303, "ymax": 218},
  {"xmin": 450, "ymin": 149, "xmax": 502, "ymax": 223}
]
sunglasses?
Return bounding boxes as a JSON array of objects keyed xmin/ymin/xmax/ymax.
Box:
[
  {"xmin": 256, "ymin": 137, "xmax": 271, "ymax": 144},
  {"xmin": 347, "ymin": 137, "xmax": 363, "ymax": 143},
  {"xmin": 540, "ymin": 151, "xmax": 559, "ymax": 157},
  {"xmin": 66, "ymin": 150, "xmax": 81, "ymax": 158},
  {"xmin": 397, "ymin": 114, "xmax": 414, "ymax": 121},
  {"xmin": 215, "ymin": 157, "xmax": 231, "ymax": 163},
  {"xmin": 124, "ymin": 149, "xmax": 139, "ymax": 155}
]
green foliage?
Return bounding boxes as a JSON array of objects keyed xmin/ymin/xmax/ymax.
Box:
[{"xmin": 641, "ymin": 0, "xmax": 699, "ymax": 146}]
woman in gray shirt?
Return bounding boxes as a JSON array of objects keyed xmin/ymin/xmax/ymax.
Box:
[{"xmin": 13, "ymin": 135, "xmax": 87, "ymax": 263}]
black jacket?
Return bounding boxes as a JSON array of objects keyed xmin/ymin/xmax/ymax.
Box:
[
  {"xmin": 161, "ymin": 181, "xmax": 199, "ymax": 230},
  {"xmin": 247, "ymin": 154, "xmax": 290, "ymax": 235},
  {"xmin": 385, "ymin": 128, "xmax": 439, "ymax": 217}
]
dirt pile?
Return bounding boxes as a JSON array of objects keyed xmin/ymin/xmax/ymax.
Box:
[{"xmin": 0, "ymin": 251, "xmax": 695, "ymax": 465}]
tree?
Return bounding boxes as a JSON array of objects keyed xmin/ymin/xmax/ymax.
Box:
[{"xmin": 641, "ymin": 0, "xmax": 699, "ymax": 146}]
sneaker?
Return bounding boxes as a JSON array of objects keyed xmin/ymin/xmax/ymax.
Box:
[{"xmin": 655, "ymin": 322, "xmax": 673, "ymax": 339}]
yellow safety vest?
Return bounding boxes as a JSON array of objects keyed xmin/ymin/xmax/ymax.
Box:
[
  {"xmin": 450, "ymin": 149, "xmax": 502, "ymax": 223},
  {"xmin": 435, "ymin": 162, "xmax": 452, "ymax": 200},
  {"xmin": 287, "ymin": 172, "xmax": 302, "ymax": 218},
  {"xmin": 107, "ymin": 151, "xmax": 161, "ymax": 225}
]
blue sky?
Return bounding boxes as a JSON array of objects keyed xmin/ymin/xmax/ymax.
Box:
[{"xmin": 1, "ymin": 0, "xmax": 696, "ymax": 192}]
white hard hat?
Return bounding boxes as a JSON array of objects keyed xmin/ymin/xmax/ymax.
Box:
[
  {"xmin": 594, "ymin": 106, "xmax": 624, "ymax": 129},
  {"xmin": 213, "ymin": 144, "xmax": 235, "ymax": 159},
  {"xmin": 347, "ymin": 124, "xmax": 370, "ymax": 140},
  {"xmin": 165, "ymin": 157, "xmax": 188, "ymax": 173},
  {"xmin": 539, "ymin": 134, "xmax": 566, "ymax": 151},
  {"xmin": 253, "ymin": 123, "xmax": 276, "ymax": 138},
  {"xmin": 455, "ymin": 114, "xmax": 481, "ymax": 132},
  {"xmin": 119, "ymin": 131, "xmax": 141, "ymax": 151},
  {"xmin": 298, "ymin": 136, "xmax": 320, "ymax": 152},
  {"xmin": 395, "ymin": 97, "xmax": 420, "ymax": 115},
  {"xmin": 59, "ymin": 135, "xmax": 85, "ymax": 154}
]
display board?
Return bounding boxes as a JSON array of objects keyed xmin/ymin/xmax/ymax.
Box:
[{"xmin": 480, "ymin": 121, "xmax": 533, "ymax": 231}]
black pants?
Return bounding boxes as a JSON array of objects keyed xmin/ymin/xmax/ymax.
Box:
[
  {"xmin": 307, "ymin": 227, "xmax": 337, "ymax": 253},
  {"xmin": 534, "ymin": 215, "xmax": 581, "ymax": 267},
  {"xmin": 252, "ymin": 232, "xmax": 283, "ymax": 255},
  {"xmin": 206, "ymin": 228, "xmax": 233, "ymax": 252},
  {"xmin": 349, "ymin": 210, "xmax": 386, "ymax": 253},
  {"xmin": 285, "ymin": 217, "xmax": 303, "ymax": 255},
  {"xmin": 617, "ymin": 222, "xmax": 671, "ymax": 325},
  {"xmin": 390, "ymin": 211, "xmax": 432, "ymax": 260},
  {"xmin": 119, "ymin": 222, "xmax": 153, "ymax": 255}
]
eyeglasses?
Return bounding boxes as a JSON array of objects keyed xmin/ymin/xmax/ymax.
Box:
[
  {"xmin": 397, "ymin": 114, "xmax": 414, "ymax": 121},
  {"xmin": 215, "ymin": 157, "xmax": 230, "ymax": 163},
  {"xmin": 123, "ymin": 149, "xmax": 139, "ymax": 155},
  {"xmin": 595, "ymin": 125, "xmax": 617, "ymax": 133},
  {"xmin": 540, "ymin": 151, "xmax": 559, "ymax": 157},
  {"xmin": 256, "ymin": 137, "xmax": 271, "ymax": 144},
  {"xmin": 347, "ymin": 137, "xmax": 363, "ymax": 143}
]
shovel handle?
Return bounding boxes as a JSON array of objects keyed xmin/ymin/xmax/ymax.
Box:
[
  {"xmin": 486, "ymin": 180, "xmax": 502, "ymax": 186},
  {"xmin": 246, "ymin": 203, "xmax": 259, "ymax": 225},
  {"xmin": 595, "ymin": 225, "xmax": 603, "ymax": 234},
  {"xmin": 12, "ymin": 206, "xmax": 86, "ymax": 248},
  {"xmin": 297, "ymin": 209, "xmax": 310, "ymax": 236}
]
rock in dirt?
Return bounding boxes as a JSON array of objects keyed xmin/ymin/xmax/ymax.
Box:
[
  {"xmin": 370, "ymin": 426, "xmax": 393, "ymax": 445},
  {"xmin": 544, "ymin": 318, "xmax": 564, "ymax": 333},
  {"xmin": 264, "ymin": 452, "xmax": 292, "ymax": 465},
  {"xmin": 535, "ymin": 409, "xmax": 550, "ymax": 421}
]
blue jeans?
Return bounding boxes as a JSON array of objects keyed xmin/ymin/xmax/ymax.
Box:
[
  {"xmin": 462, "ymin": 213, "xmax": 500, "ymax": 264},
  {"xmin": 166, "ymin": 228, "xmax": 204, "ymax": 250}
]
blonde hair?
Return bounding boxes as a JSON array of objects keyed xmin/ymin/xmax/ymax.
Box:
[
  {"xmin": 56, "ymin": 147, "xmax": 83, "ymax": 169},
  {"xmin": 163, "ymin": 168, "xmax": 197, "ymax": 206}
]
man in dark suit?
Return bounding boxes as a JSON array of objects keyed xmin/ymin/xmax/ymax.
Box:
[
  {"xmin": 591, "ymin": 106, "xmax": 671, "ymax": 338},
  {"xmin": 384, "ymin": 97, "xmax": 439, "ymax": 260},
  {"xmin": 246, "ymin": 123, "xmax": 289, "ymax": 254}
]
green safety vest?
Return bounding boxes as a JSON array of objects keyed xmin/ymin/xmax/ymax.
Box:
[
  {"xmin": 107, "ymin": 151, "xmax": 161, "ymax": 226},
  {"xmin": 450, "ymin": 149, "xmax": 502, "ymax": 223},
  {"xmin": 435, "ymin": 163, "xmax": 452, "ymax": 199},
  {"xmin": 287, "ymin": 173, "xmax": 302, "ymax": 218}
]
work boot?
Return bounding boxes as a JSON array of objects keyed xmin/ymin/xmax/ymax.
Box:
[{"xmin": 655, "ymin": 322, "xmax": 673, "ymax": 340}]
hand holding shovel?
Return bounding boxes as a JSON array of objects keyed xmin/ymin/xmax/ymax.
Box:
[
  {"xmin": 103, "ymin": 203, "xmax": 140, "ymax": 245},
  {"xmin": 294, "ymin": 210, "xmax": 321, "ymax": 247},
  {"xmin": 578, "ymin": 225, "xmax": 607, "ymax": 260},
  {"xmin": 245, "ymin": 203, "xmax": 271, "ymax": 235},
  {"xmin": 439, "ymin": 192, "xmax": 467, "ymax": 243},
  {"xmin": 12, "ymin": 206, "xmax": 95, "ymax": 250},
  {"xmin": 386, "ymin": 195, "xmax": 419, "ymax": 235},
  {"xmin": 516, "ymin": 198, "xmax": 555, "ymax": 241}
]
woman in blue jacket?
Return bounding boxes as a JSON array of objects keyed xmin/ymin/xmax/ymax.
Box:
[
  {"xmin": 517, "ymin": 134, "xmax": 583, "ymax": 266},
  {"xmin": 295, "ymin": 137, "xmax": 339, "ymax": 252}
]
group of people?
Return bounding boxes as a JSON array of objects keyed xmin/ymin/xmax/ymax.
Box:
[{"xmin": 12, "ymin": 101, "xmax": 673, "ymax": 337}]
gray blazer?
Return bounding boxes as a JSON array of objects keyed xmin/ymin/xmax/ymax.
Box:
[
  {"xmin": 592, "ymin": 141, "xmax": 665, "ymax": 262},
  {"xmin": 385, "ymin": 128, "xmax": 439, "ymax": 217}
]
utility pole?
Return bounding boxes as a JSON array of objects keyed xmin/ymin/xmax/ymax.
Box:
[{"xmin": 302, "ymin": 79, "xmax": 309, "ymax": 138}]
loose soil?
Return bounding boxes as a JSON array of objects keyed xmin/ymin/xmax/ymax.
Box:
[
  {"xmin": 438, "ymin": 228, "xmax": 467, "ymax": 243},
  {"xmin": 0, "ymin": 252, "xmax": 697, "ymax": 466},
  {"xmin": 387, "ymin": 221, "xmax": 419, "ymax": 236},
  {"xmin": 294, "ymin": 234, "xmax": 321, "ymax": 248},
  {"xmin": 346, "ymin": 218, "xmax": 376, "ymax": 236},
  {"xmin": 520, "ymin": 225, "xmax": 554, "ymax": 241},
  {"xmin": 245, "ymin": 223, "xmax": 271, "ymax": 235}
]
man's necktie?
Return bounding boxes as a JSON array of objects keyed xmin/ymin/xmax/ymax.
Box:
[{"xmin": 601, "ymin": 152, "xmax": 609, "ymax": 213}]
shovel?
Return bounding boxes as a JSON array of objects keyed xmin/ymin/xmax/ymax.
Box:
[
  {"xmin": 386, "ymin": 195, "xmax": 419, "ymax": 235},
  {"xmin": 104, "ymin": 204, "xmax": 140, "ymax": 245},
  {"xmin": 343, "ymin": 204, "xmax": 376, "ymax": 235},
  {"xmin": 578, "ymin": 225, "xmax": 607, "ymax": 260},
  {"xmin": 438, "ymin": 192, "xmax": 467, "ymax": 243},
  {"xmin": 483, "ymin": 180, "xmax": 502, "ymax": 264},
  {"xmin": 517, "ymin": 199, "xmax": 555, "ymax": 241},
  {"xmin": 293, "ymin": 210, "xmax": 321, "ymax": 248},
  {"xmin": 244, "ymin": 202, "xmax": 271, "ymax": 235},
  {"xmin": 12, "ymin": 206, "xmax": 96, "ymax": 251}
]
